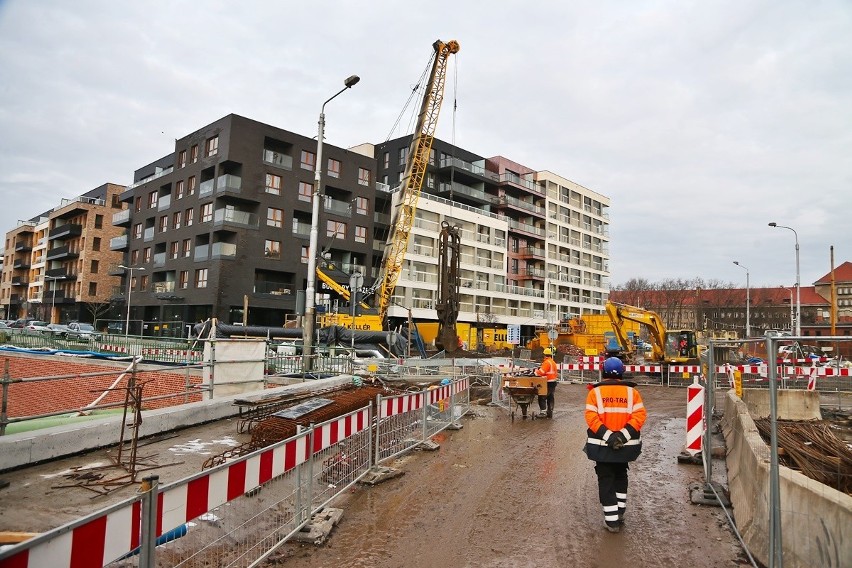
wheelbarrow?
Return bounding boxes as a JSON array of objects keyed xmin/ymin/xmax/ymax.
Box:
[{"xmin": 503, "ymin": 376, "xmax": 547, "ymax": 422}]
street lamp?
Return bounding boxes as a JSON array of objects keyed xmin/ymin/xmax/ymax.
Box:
[
  {"xmin": 733, "ymin": 261, "xmax": 750, "ymax": 338},
  {"xmin": 768, "ymin": 223, "xmax": 800, "ymax": 336},
  {"xmin": 119, "ymin": 265, "xmax": 145, "ymax": 337},
  {"xmin": 781, "ymin": 286, "xmax": 795, "ymax": 334},
  {"xmin": 303, "ymin": 74, "xmax": 360, "ymax": 371},
  {"xmin": 43, "ymin": 275, "xmax": 67, "ymax": 324}
]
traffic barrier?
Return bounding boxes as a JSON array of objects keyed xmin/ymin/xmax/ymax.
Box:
[{"xmin": 685, "ymin": 377, "xmax": 704, "ymax": 456}]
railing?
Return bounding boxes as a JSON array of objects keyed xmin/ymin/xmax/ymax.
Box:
[
  {"xmin": 112, "ymin": 209, "xmax": 131, "ymax": 225},
  {"xmin": 127, "ymin": 166, "xmax": 174, "ymax": 190},
  {"xmin": 212, "ymin": 242, "xmax": 237, "ymax": 258},
  {"xmin": 213, "ymin": 209, "xmax": 258, "ymax": 227},
  {"xmin": 109, "ymin": 234, "xmax": 128, "ymax": 250},
  {"xmin": 262, "ymin": 149, "xmax": 294, "ymax": 169}
]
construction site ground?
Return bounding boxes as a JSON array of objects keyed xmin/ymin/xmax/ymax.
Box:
[{"xmin": 0, "ymin": 383, "xmax": 754, "ymax": 566}]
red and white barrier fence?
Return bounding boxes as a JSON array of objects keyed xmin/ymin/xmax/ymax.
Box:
[{"xmin": 685, "ymin": 378, "xmax": 705, "ymax": 456}]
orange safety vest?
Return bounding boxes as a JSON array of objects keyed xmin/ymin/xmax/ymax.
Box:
[
  {"xmin": 535, "ymin": 357, "xmax": 558, "ymax": 382},
  {"xmin": 584, "ymin": 380, "xmax": 647, "ymax": 462}
]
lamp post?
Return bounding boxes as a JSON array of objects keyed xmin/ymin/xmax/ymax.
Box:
[
  {"xmin": 119, "ymin": 265, "xmax": 145, "ymax": 337},
  {"xmin": 781, "ymin": 286, "xmax": 794, "ymax": 334},
  {"xmin": 43, "ymin": 275, "xmax": 67, "ymax": 324},
  {"xmin": 768, "ymin": 223, "xmax": 800, "ymax": 336},
  {"xmin": 733, "ymin": 261, "xmax": 750, "ymax": 338},
  {"xmin": 302, "ymin": 74, "xmax": 360, "ymax": 371}
]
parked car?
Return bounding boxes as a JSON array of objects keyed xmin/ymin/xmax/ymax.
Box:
[
  {"xmin": 45, "ymin": 323, "xmax": 71, "ymax": 338},
  {"xmin": 24, "ymin": 321, "xmax": 51, "ymax": 334},
  {"xmin": 10, "ymin": 318, "xmax": 36, "ymax": 328},
  {"xmin": 66, "ymin": 322, "xmax": 101, "ymax": 342},
  {"xmin": 107, "ymin": 321, "xmax": 124, "ymax": 334}
]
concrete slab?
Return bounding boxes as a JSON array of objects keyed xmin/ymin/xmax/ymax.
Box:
[
  {"xmin": 293, "ymin": 508, "xmax": 343, "ymax": 545},
  {"xmin": 360, "ymin": 465, "xmax": 404, "ymax": 486},
  {"xmin": 741, "ymin": 388, "xmax": 822, "ymax": 420}
]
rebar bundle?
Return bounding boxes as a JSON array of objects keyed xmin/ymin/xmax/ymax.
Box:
[{"xmin": 754, "ymin": 418, "xmax": 852, "ymax": 494}]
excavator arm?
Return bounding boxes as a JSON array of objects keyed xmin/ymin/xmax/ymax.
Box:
[
  {"xmin": 605, "ymin": 301, "xmax": 667, "ymax": 361},
  {"xmin": 375, "ymin": 39, "xmax": 459, "ymax": 321}
]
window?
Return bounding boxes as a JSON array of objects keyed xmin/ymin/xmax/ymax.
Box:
[
  {"xmin": 190, "ymin": 144, "xmax": 198, "ymax": 163},
  {"xmin": 169, "ymin": 241, "xmax": 179, "ymax": 259},
  {"xmin": 195, "ymin": 269, "xmax": 208, "ymax": 288},
  {"xmin": 300, "ymin": 150, "xmax": 315, "ymax": 170},
  {"xmin": 88, "ymin": 282, "xmax": 97, "ymax": 296},
  {"xmin": 184, "ymin": 208, "xmax": 194, "ymax": 226},
  {"xmin": 326, "ymin": 220, "xmax": 346, "ymax": 239},
  {"xmin": 267, "ymin": 207, "xmax": 283, "ymax": 228},
  {"xmin": 358, "ymin": 167, "xmax": 370, "ymax": 186},
  {"xmin": 298, "ymin": 181, "xmax": 313, "ymax": 202},
  {"xmin": 188, "ymin": 176, "xmax": 196, "ymax": 195},
  {"xmin": 176, "ymin": 180, "xmax": 185, "ymax": 199},
  {"xmin": 159, "ymin": 215, "xmax": 168, "ymax": 232},
  {"xmin": 92, "ymin": 237, "xmax": 101, "ymax": 251},
  {"xmin": 383, "ymin": 152, "xmax": 389, "ymax": 169},
  {"xmin": 355, "ymin": 196, "xmax": 368, "ymax": 215},
  {"xmin": 398, "ymin": 147, "xmax": 408, "ymax": 166},
  {"xmin": 179, "ymin": 270, "xmax": 189, "ymax": 289},
  {"xmin": 172, "ymin": 211, "xmax": 181, "ymax": 229},
  {"xmin": 143, "ymin": 247, "xmax": 151, "ymax": 263},
  {"xmin": 205, "ymin": 136, "xmax": 218, "ymax": 157},
  {"xmin": 327, "ymin": 158, "xmax": 341, "ymax": 178},
  {"xmin": 264, "ymin": 240, "xmax": 281, "ymax": 259},
  {"xmin": 182, "ymin": 239, "xmax": 191, "ymax": 257},
  {"xmin": 148, "ymin": 191, "xmax": 158, "ymax": 208},
  {"xmin": 200, "ymin": 203, "xmax": 213, "ymax": 222},
  {"xmin": 94, "ymin": 214, "xmax": 103, "ymax": 229},
  {"xmin": 427, "ymin": 173, "xmax": 435, "ymax": 189},
  {"xmin": 301, "ymin": 245, "xmax": 309, "ymax": 264},
  {"xmin": 140, "ymin": 275, "xmax": 149, "ymax": 290},
  {"xmin": 178, "ymin": 150, "xmax": 187, "ymax": 168},
  {"xmin": 133, "ymin": 223, "xmax": 142, "ymax": 239},
  {"xmin": 429, "ymin": 148, "xmax": 436, "ymax": 165},
  {"xmin": 130, "ymin": 249, "xmax": 139, "ymax": 264},
  {"xmin": 265, "ymin": 173, "xmax": 282, "ymax": 195},
  {"xmin": 134, "ymin": 197, "xmax": 142, "ymax": 212},
  {"xmin": 90, "ymin": 259, "xmax": 99, "ymax": 274},
  {"xmin": 355, "ymin": 226, "xmax": 367, "ymax": 243}
]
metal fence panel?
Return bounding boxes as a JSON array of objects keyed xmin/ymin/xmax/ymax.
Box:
[{"xmin": 375, "ymin": 390, "xmax": 427, "ymax": 465}]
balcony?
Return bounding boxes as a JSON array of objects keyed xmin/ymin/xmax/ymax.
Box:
[
  {"xmin": 262, "ymin": 149, "xmax": 293, "ymax": 170},
  {"xmin": 516, "ymin": 246, "xmax": 546, "ymax": 260},
  {"xmin": 46, "ymin": 246, "xmax": 80, "ymax": 261},
  {"xmin": 506, "ymin": 219, "xmax": 546, "ymax": 238},
  {"xmin": 438, "ymin": 156, "xmax": 500, "ymax": 183},
  {"xmin": 126, "ymin": 166, "xmax": 174, "ymax": 191},
  {"xmin": 153, "ymin": 252, "xmax": 166, "ymax": 267},
  {"xmin": 107, "ymin": 264, "xmax": 126, "ymax": 276},
  {"xmin": 498, "ymin": 172, "xmax": 543, "ymax": 195},
  {"xmin": 144, "ymin": 227, "xmax": 155, "ymax": 242},
  {"xmin": 213, "ymin": 209, "xmax": 258, "ymax": 229},
  {"xmin": 45, "ymin": 267, "xmax": 77, "ymax": 280},
  {"xmin": 512, "ymin": 267, "xmax": 546, "ymax": 281},
  {"xmin": 253, "ymin": 280, "xmax": 294, "ymax": 295},
  {"xmin": 211, "ymin": 242, "xmax": 237, "ymax": 259},
  {"xmin": 153, "ymin": 281, "xmax": 176, "ymax": 293},
  {"xmin": 9, "ymin": 294, "xmax": 22, "ymax": 304},
  {"xmin": 12, "ymin": 259, "xmax": 30, "ymax": 270},
  {"xmin": 436, "ymin": 182, "xmax": 491, "ymax": 205},
  {"xmin": 291, "ymin": 224, "xmax": 310, "ymax": 238},
  {"xmin": 112, "ymin": 209, "xmax": 131, "ymax": 226},
  {"xmin": 492, "ymin": 195, "xmax": 545, "ymax": 217},
  {"xmin": 14, "ymin": 242, "xmax": 32, "ymax": 253},
  {"xmin": 110, "ymin": 234, "xmax": 128, "ymax": 250},
  {"xmin": 323, "ymin": 198, "xmax": 352, "ymax": 217},
  {"xmin": 194, "ymin": 244, "xmax": 209, "ymax": 262},
  {"xmin": 157, "ymin": 194, "xmax": 172, "ymax": 211},
  {"xmin": 10, "ymin": 276, "xmax": 28, "ymax": 286},
  {"xmin": 199, "ymin": 179, "xmax": 214, "ymax": 197},
  {"xmin": 215, "ymin": 174, "xmax": 242, "ymax": 196},
  {"xmin": 48, "ymin": 223, "xmax": 83, "ymax": 241}
]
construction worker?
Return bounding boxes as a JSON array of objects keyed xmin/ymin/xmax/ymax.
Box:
[
  {"xmin": 584, "ymin": 357, "xmax": 647, "ymax": 533},
  {"xmin": 535, "ymin": 347, "xmax": 558, "ymax": 417}
]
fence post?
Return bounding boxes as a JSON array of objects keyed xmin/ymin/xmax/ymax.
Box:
[
  {"xmin": 139, "ymin": 475, "xmax": 160, "ymax": 568},
  {"xmin": 208, "ymin": 339, "xmax": 216, "ymax": 400},
  {"xmin": 374, "ymin": 393, "xmax": 383, "ymax": 466},
  {"xmin": 1, "ymin": 359, "xmax": 12, "ymax": 436},
  {"xmin": 422, "ymin": 386, "xmax": 429, "ymax": 443}
]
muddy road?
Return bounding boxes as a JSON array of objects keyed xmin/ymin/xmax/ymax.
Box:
[{"xmin": 270, "ymin": 383, "xmax": 746, "ymax": 567}]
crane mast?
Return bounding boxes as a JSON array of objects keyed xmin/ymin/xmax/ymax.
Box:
[{"xmin": 376, "ymin": 39, "xmax": 459, "ymax": 320}]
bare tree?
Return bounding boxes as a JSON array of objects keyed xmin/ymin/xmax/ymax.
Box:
[{"xmin": 85, "ymin": 302, "xmax": 111, "ymax": 326}]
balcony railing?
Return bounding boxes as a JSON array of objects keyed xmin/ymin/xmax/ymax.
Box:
[
  {"xmin": 254, "ymin": 281, "xmax": 294, "ymax": 295},
  {"xmin": 153, "ymin": 281, "xmax": 176, "ymax": 293},
  {"xmin": 110, "ymin": 234, "xmax": 128, "ymax": 250},
  {"xmin": 48, "ymin": 223, "xmax": 83, "ymax": 241},
  {"xmin": 157, "ymin": 195, "xmax": 172, "ymax": 211},
  {"xmin": 262, "ymin": 149, "xmax": 293, "ymax": 170},
  {"xmin": 212, "ymin": 242, "xmax": 237, "ymax": 258},
  {"xmin": 438, "ymin": 156, "xmax": 500, "ymax": 182},
  {"xmin": 143, "ymin": 227, "xmax": 155, "ymax": 242},
  {"xmin": 492, "ymin": 195, "xmax": 544, "ymax": 216},
  {"xmin": 112, "ymin": 209, "xmax": 131, "ymax": 226},
  {"xmin": 213, "ymin": 209, "xmax": 258, "ymax": 228},
  {"xmin": 194, "ymin": 244, "xmax": 209, "ymax": 261},
  {"xmin": 215, "ymin": 174, "xmax": 242, "ymax": 195},
  {"xmin": 199, "ymin": 179, "xmax": 214, "ymax": 197},
  {"xmin": 45, "ymin": 246, "xmax": 79, "ymax": 261},
  {"xmin": 323, "ymin": 198, "xmax": 352, "ymax": 217},
  {"xmin": 153, "ymin": 252, "xmax": 166, "ymax": 267}
]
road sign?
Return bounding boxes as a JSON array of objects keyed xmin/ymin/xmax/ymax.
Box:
[
  {"xmin": 548, "ymin": 328, "xmax": 558, "ymax": 342},
  {"xmin": 507, "ymin": 324, "xmax": 521, "ymax": 345}
]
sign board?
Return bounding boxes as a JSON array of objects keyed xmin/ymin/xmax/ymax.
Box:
[
  {"xmin": 548, "ymin": 328, "xmax": 558, "ymax": 342},
  {"xmin": 507, "ymin": 324, "xmax": 521, "ymax": 345}
]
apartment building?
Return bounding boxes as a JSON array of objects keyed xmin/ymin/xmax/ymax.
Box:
[
  {"xmin": 372, "ymin": 136, "xmax": 611, "ymax": 331},
  {"xmin": 110, "ymin": 114, "xmax": 378, "ymax": 331},
  {"xmin": 0, "ymin": 184, "xmax": 126, "ymax": 323}
]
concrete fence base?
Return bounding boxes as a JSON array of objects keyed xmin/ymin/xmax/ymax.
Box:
[{"xmin": 722, "ymin": 389, "xmax": 852, "ymax": 568}]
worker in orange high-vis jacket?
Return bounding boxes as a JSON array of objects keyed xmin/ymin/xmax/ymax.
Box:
[
  {"xmin": 535, "ymin": 348, "xmax": 558, "ymax": 418},
  {"xmin": 584, "ymin": 357, "xmax": 647, "ymax": 533}
]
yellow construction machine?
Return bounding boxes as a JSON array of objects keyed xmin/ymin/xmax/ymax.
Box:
[
  {"xmin": 318, "ymin": 39, "xmax": 460, "ymax": 333},
  {"xmin": 605, "ymin": 301, "xmax": 699, "ymax": 364}
]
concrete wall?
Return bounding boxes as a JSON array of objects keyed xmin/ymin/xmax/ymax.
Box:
[
  {"xmin": 722, "ymin": 390, "xmax": 851, "ymax": 568},
  {"xmin": 0, "ymin": 376, "xmax": 352, "ymax": 472}
]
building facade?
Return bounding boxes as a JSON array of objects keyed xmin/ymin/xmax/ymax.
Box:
[{"xmin": 1, "ymin": 184, "xmax": 126, "ymax": 323}]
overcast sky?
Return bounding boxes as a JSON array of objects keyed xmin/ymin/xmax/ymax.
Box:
[{"xmin": 1, "ymin": 1, "xmax": 849, "ymax": 289}]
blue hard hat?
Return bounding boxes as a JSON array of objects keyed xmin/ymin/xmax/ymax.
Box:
[
  {"xmin": 441, "ymin": 378, "xmax": 451, "ymax": 385},
  {"xmin": 603, "ymin": 357, "xmax": 625, "ymax": 378}
]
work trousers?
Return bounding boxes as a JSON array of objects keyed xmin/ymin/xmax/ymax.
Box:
[
  {"xmin": 594, "ymin": 462, "xmax": 629, "ymax": 526},
  {"xmin": 538, "ymin": 381, "xmax": 557, "ymax": 412}
]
